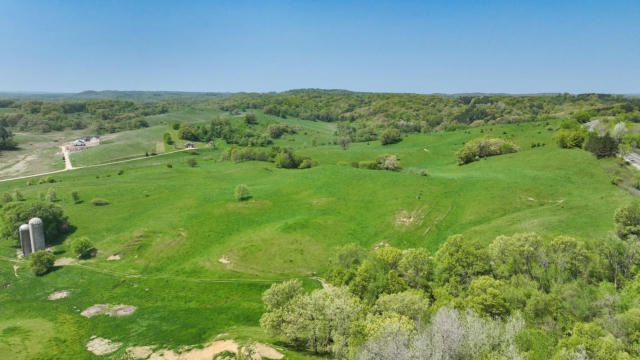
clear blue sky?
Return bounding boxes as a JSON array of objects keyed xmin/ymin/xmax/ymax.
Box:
[{"xmin": 1, "ymin": 0, "xmax": 638, "ymax": 94}]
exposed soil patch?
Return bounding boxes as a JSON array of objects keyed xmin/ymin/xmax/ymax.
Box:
[
  {"xmin": 54, "ymin": 257, "xmax": 75, "ymax": 266},
  {"xmin": 395, "ymin": 206, "xmax": 426, "ymax": 226},
  {"xmin": 110, "ymin": 305, "xmax": 137, "ymax": 316},
  {"xmin": 126, "ymin": 345, "xmax": 155, "ymax": 359},
  {"xmin": 81, "ymin": 304, "xmax": 108, "ymax": 318},
  {"xmin": 149, "ymin": 340, "xmax": 238, "ymax": 360},
  {"xmin": 81, "ymin": 304, "xmax": 136, "ymax": 317},
  {"xmin": 48, "ymin": 290, "xmax": 69, "ymax": 300},
  {"xmin": 253, "ymin": 342, "xmax": 284, "ymax": 359},
  {"xmin": 86, "ymin": 336, "xmax": 122, "ymax": 355},
  {"xmin": 107, "ymin": 254, "xmax": 121, "ymax": 261},
  {"xmin": 12, "ymin": 265, "xmax": 18, "ymax": 277},
  {"xmin": 218, "ymin": 256, "xmax": 230, "ymax": 264}
]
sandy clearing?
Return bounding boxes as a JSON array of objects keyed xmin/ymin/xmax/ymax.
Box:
[
  {"xmin": 81, "ymin": 304, "xmax": 108, "ymax": 318},
  {"xmin": 218, "ymin": 256, "xmax": 230, "ymax": 264},
  {"xmin": 253, "ymin": 343, "xmax": 284, "ymax": 359},
  {"xmin": 54, "ymin": 257, "xmax": 75, "ymax": 266},
  {"xmin": 126, "ymin": 345, "xmax": 155, "ymax": 359},
  {"xmin": 86, "ymin": 337, "xmax": 122, "ymax": 355},
  {"xmin": 149, "ymin": 340, "xmax": 238, "ymax": 360},
  {"xmin": 48, "ymin": 290, "xmax": 70, "ymax": 300}
]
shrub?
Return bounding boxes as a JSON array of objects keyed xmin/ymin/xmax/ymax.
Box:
[
  {"xmin": 235, "ymin": 184, "xmax": 251, "ymax": 201},
  {"xmin": 163, "ymin": 132, "xmax": 174, "ymax": 145},
  {"xmin": 380, "ymin": 128, "xmax": 402, "ymax": 145},
  {"xmin": 379, "ymin": 154, "xmax": 401, "ymax": 171},
  {"xmin": 29, "ymin": 251, "xmax": 55, "ymax": 275},
  {"xmin": 553, "ymin": 129, "xmax": 586, "ymax": 148},
  {"xmin": 117, "ymin": 169, "xmax": 124, "ymax": 175},
  {"xmin": 267, "ymin": 124, "xmax": 293, "ymax": 139},
  {"xmin": 45, "ymin": 188, "xmax": 57, "ymax": 202},
  {"xmin": 456, "ymin": 137, "xmax": 520, "ymax": 165},
  {"xmin": 1, "ymin": 193, "xmax": 12, "ymax": 204},
  {"xmin": 358, "ymin": 161, "xmax": 379, "ymax": 170},
  {"xmin": 166, "ymin": 163, "xmax": 173, "ymax": 168},
  {"xmin": 187, "ymin": 158, "xmax": 197, "ymax": 167},
  {"xmin": 0, "ymin": 201, "xmax": 67, "ymax": 244},
  {"xmin": 91, "ymin": 198, "xmax": 109, "ymax": 206},
  {"xmin": 244, "ymin": 113, "xmax": 258, "ymax": 124},
  {"xmin": 298, "ymin": 159, "xmax": 318, "ymax": 169},
  {"xmin": 70, "ymin": 237, "xmax": 94, "ymax": 258},
  {"xmin": 171, "ymin": 122, "xmax": 180, "ymax": 130},
  {"xmin": 26, "ymin": 180, "xmax": 34, "ymax": 186},
  {"xmin": 71, "ymin": 191, "xmax": 80, "ymax": 203},
  {"xmin": 584, "ymin": 133, "xmax": 618, "ymax": 158},
  {"xmin": 13, "ymin": 191, "xmax": 24, "ymax": 201}
]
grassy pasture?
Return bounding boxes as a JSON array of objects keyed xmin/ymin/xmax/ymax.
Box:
[{"xmin": 0, "ymin": 118, "xmax": 635, "ymax": 358}]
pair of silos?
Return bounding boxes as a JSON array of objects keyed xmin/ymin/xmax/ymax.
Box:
[{"xmin": 19, "ymin": 217, "xmax": 45, "ymax": 257}]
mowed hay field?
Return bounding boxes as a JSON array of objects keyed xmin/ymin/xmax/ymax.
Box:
[{"xmin": 0, "ymin": 118, "xmax": 634, "ymax": 359}]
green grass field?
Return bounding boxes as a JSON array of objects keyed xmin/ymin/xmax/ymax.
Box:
[{"xmin": 0, "ymin": 116, "xmax": 635, "ymax": 359}]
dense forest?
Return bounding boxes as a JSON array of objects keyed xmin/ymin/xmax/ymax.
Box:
[
  {"xmin": 216, "ymin": 90, "xmax": 640, "ymax": 142},
  {"xmin": 0, "ymin": 99, "xmax": 169, "ymax": 133},
  {"xmin": 261, "ymin": 201, "xmax": 640, "ymax": 359}
]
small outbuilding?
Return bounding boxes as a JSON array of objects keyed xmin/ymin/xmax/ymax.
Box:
[{"xmin": 184, "ymin": 142, "xmax": 195, "ymax": 149}]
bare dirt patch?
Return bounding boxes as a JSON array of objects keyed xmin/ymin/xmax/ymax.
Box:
[
  {"xmin": 110, "ymin": 305, "xmax": 137, "ymax": 316},
  {"xmin": 81, "ymin": 304, "xmax": 108, "ymax": 318},
  {"xmin": 126, "ymin": 345, "xmax": 155, "ymax": 359},
  {"xmin": 86, "ymin": 336, "xmax": 122, "ymax": 355},
  {"xmin": 48, "ymin": 290, "xmax": 70, "ymax": 300},
  {"xmin": 12, "ymin": 265, "xmax": 18, "ymax": 277},
  {"xmin": 395, "ymin": 206, "xmax": 426, "ymax": 226},
  {"xmin": 149, "ymin": 340, "xmax": 238, "ymax": 360},
  {"xmin": 253, "ymin": 342, "xmax": 284, "ymax": 359},
  {"xmin": 54, "ymin": 257, "xmax": 75, "ymax": 266},
  {"xmin": 218, "ymin": 256, "xmax": 230, "ymax": 264},
  {"xmin": 107, "ymin": 254, "xmax": 121, "ymax": 261}
]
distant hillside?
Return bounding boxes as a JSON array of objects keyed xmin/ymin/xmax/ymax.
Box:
[{"xmin": 0, "ymin": 90, "xmax": 228, "ymax": 102}]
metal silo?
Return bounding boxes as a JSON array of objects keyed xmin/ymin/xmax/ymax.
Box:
[
  {"xmin": 29, "ymin": 217, "xmax": 45, "ymax": 252},
  {"xmin": 19, "ymin": 224, "xmax": 31, "ymax": 257}
]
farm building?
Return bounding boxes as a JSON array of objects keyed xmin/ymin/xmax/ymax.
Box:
[{"xmin": 184, "ymin": 142, "xmax": 195, "ymax": 149}]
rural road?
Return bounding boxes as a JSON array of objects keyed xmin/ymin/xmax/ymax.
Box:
[
  {"xmin": 624, "ymin": 152, "xmax": 640, "ymax": 170},
  {"xmin": 60, "ymin": 146, "xmax": 73, "ymax": 170},
  {"xmin": 0, "ymin": 147, "xmax": 195, "ymax": 183}
]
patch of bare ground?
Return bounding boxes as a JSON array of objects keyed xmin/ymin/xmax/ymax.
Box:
[
  {"xmin": 110, "ymin": 305, "xmax": 137, "ymax": 316},
  {"xmin": 252, "ymin": 343, "xmax": 284, "ymax": 359},
  {"xmin": 107, "ymin": 254, "xmax": 121, "ymax": 261},
  {"xmin": 374, "ymin": 241, "xmax": 390, "ymax": 250},
  {"xmin": 81, "ymin": 304, "xmax": 108, "ymax": 318},
  {"xmin": 54, "ymin": 257, "xmax": 75, "ymax": 266},
  {"xmin": 149, "ymin": 340, "xmax": 238, "ymax": 360},
  {"xmin": 12, "ymin": 265, "xmax": 18, "ymax": 277},
  {"xmin": 48, "ymin": 290, "xmax": 69, "ymax": 300},
  {"xmin": 126, "ymin": 345, "xmax": 155, "ymax": 359},
  {"xmin": 395, "ymin": 206, "xmax": 426, "ymax": 226},
  {"xmin": 81, "ymin": 304, "xmax": 136, "ymax": 317},
  {"xmin": 218, "ymin": 256, "xmax": 231, "ymax": 264},
  {"xmin": 86, "ymin": 336, "xmax": 122, "ymax": 355}
]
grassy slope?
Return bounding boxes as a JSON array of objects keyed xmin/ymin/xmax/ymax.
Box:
[{"xmin": 0, "ymin": 118, "xmax": 634, "ymax": 359}]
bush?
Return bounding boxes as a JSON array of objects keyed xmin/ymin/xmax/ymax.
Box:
[
  {"xmin": 235, "ymin": 184, "xmax": 251, "ymax": 201},
  {"xmin": 29, "ymin": 251, "xmax": 55, "ymax": 275},
  {"xmin": 456, "ymin": 137, "xmax": 520, "ymax": 165},
  {"xmin": 71, "ymin": 191, "xmax": 80, "ymax": 204},
  {"xmin": 172, "ymin": 122, "xmax": 180, "ymax": 130},
  {"xmin": 163, "ymin": 132, "xmax": 174, "ymax": 145},
  {"xmin": 267, "ymin": 124, "xmax": 293, "ymax": 139},
  {"xmin": 244, "ymin": 112, "xmax": 258, "ymax": 124},
  {"xmin": 380, "ymin": 128, "xmax": 402, "ymax": 145},
  {"xmin": 45, "ymin": 188, "xmax": 57, "ymax": 202},
  {"xmin": 553, "ymin": 129, "xmax": 586, "ymax": 149},
  {"xmin": 13, "ymin": 191, "xmax": 24, "ymax": 201},
  {"xmin": 379, "ymin": 154, "xmax": 401, "ymax": 171},
  {"xmin": 298, "ymin": 158, "xmax": 318, "ymax": 169},
  {"xmin": 584, "ymin": 132, "xmax": 618, "ymax": 158},
  {"xmin": 187, "ymin": 158, "xmax": 197, "ymax": 167},
  {"xmin": 358, "ymin": 160, "xmax": 379, "ymax": 170},
  {"xmin": 117, "ymin": 169, "xmax": 124, "ymax": 175},
  {"xmin": 1, "ymin": 193, "xmax": 12, "ymax": 204},
  {"xmin": 91, "ymin": 198, "xmax": 109, "ymax": 206},
  {"xmin": 70, "ymin": 237, "xmax": 94, "ymax": 258},
  {"xmin": 166, "ymin": 163, "xmax": 173, "ymax": 168}
]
